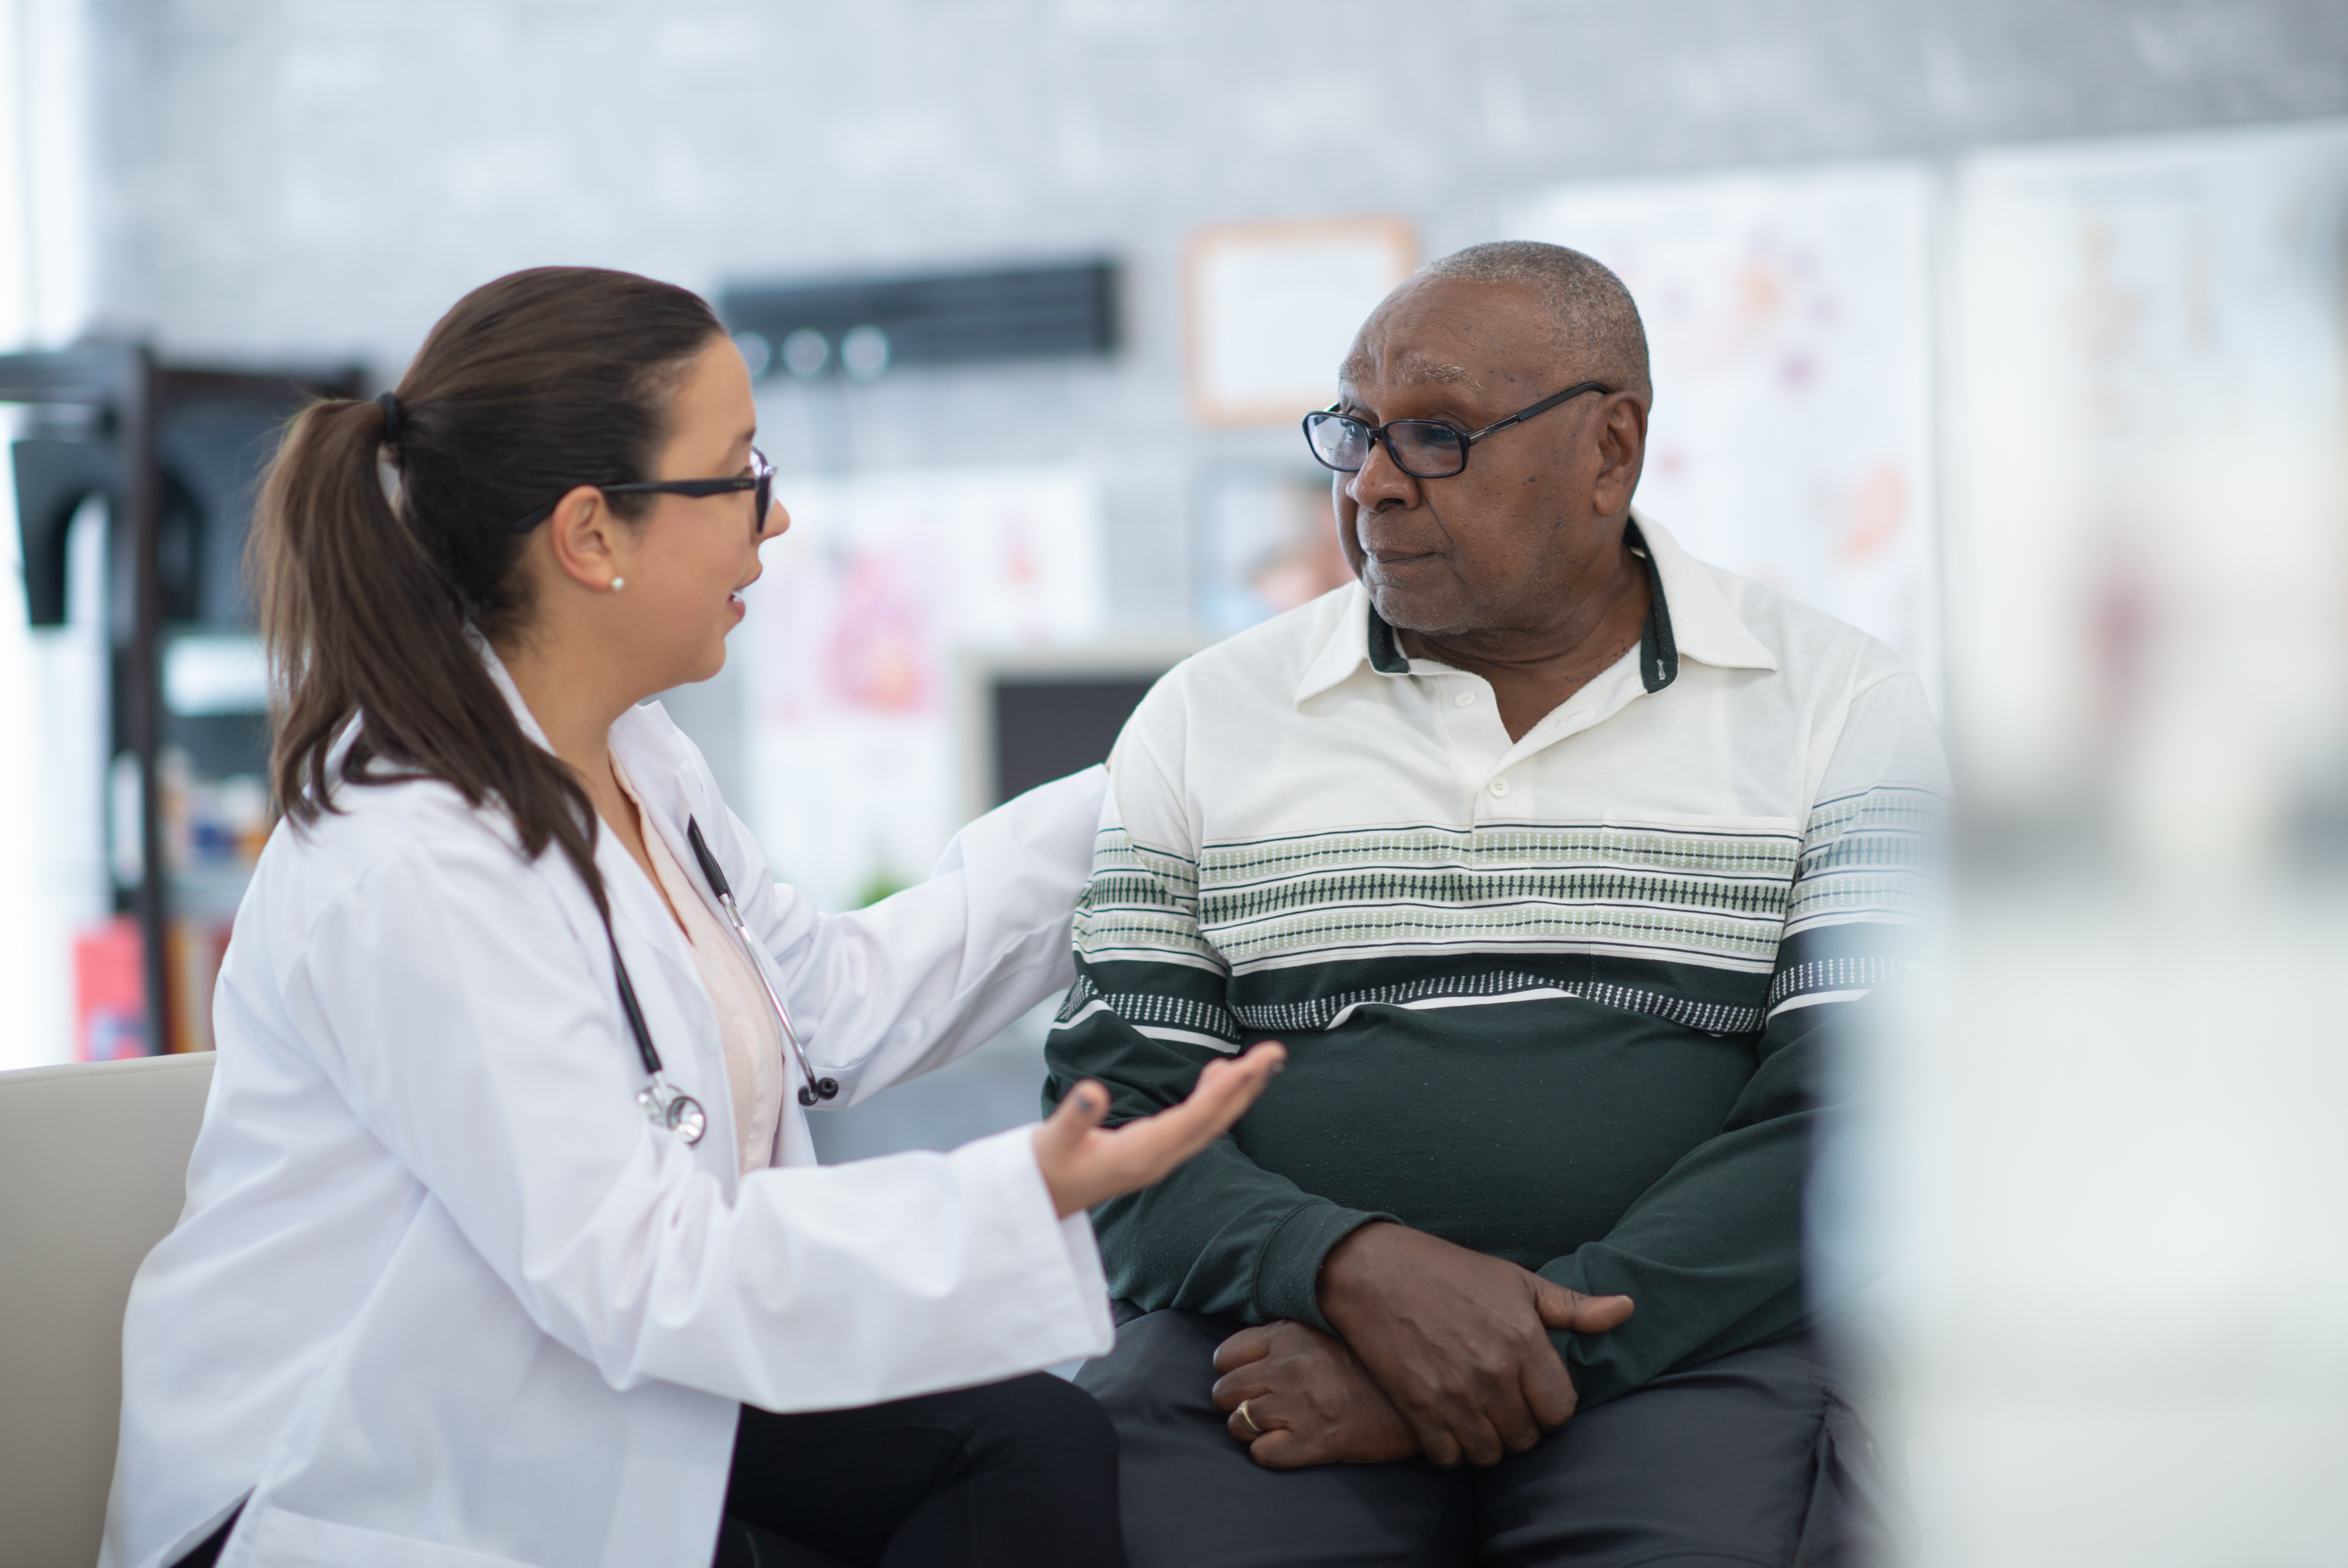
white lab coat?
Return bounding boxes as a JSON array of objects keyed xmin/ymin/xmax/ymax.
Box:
[{"xmin": 100, "ymin": 655, "xmax": 1116, "ymax": 1568}]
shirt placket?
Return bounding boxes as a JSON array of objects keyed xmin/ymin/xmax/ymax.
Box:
[
  {"xmin": 1408, "ymin": 651, "xmax": 1652, "ymax": 815},
  {"xmin": 1411, "ymin": 663, "xmax": 1516, "ymax": 815}
]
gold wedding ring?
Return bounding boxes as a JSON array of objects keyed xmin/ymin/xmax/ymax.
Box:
[{"xmin": 1234, "ymin": 1399, "xmax": 1263, "ymax": 1438}]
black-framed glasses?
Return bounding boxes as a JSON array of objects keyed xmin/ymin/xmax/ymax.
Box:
[
  {"xmin": 508, "ymin": 446, "xmax": 776, "ymax": 536},
  {"xmin": 1302, "ymin": 381, "xmax": 1613, "ymax": 481}
]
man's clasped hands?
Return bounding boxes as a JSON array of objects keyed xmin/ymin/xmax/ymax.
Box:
[{"xmin": 1207, "ymin": 1222, "xmax": 1635, "ymax": 1470}]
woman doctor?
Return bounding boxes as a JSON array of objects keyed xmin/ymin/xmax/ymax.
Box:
[{"xmin": 101, "ymin": 266, "xmax": 1283, "ymax": 1568}]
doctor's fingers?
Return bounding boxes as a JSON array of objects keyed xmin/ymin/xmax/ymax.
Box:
[
  {"xmin": 1035, "ymin": 1045, "xmax": 1287, "ymax": 1213},
  {"xmin": 1145, "ymin": 1042, "xmax": 1288, "ymax": 1156},
  {"xmin": 1032, "ymin": 1081, "xmax": 1115, "ymax": 1217},
  {"xmin": 1036, "ymin": 1078, "xmax": 1111, "ymax": 1149},
  {"xmin": 1088, "ymin": 1053, "xmax": 1282, "ymax": 1190}
]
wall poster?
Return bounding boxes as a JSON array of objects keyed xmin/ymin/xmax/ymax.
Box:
[
  {"xmin": 734, "ymin": 465, "xmax": 1105, "ymax": 912},
  {"xmin": 1509, "ymin": 164, "xmax": 1941, "ymax": 698}
]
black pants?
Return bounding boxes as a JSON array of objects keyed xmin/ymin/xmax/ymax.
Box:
[
  {"xmin": 719, "ymin": 1372, "xmax": 1126, "ymax": 1568},
  {"xmin": 174, "ymin": 1374, "xmax": 1123, "ymax": 1568},
  {"xmin": 1077, "ymin": 1309, "xmax": 1910, "ymax": 1568}
]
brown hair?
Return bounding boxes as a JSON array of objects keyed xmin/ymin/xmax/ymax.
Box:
[{"xmin": 253, "ymin": 265, "xmax": 724, "ymax": 914}]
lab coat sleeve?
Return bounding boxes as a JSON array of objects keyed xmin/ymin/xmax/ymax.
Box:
[
  {"xmin": 722, "ymin": 765, "xmax": 1110, "ymax": 1105},
  {"xmin": 284, "ymin": 823, "xmax": 1114, "ymax": 1412}
]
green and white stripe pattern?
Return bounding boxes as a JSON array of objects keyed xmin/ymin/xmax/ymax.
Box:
[
  {"xmin": 1080, "ymin": 818, "xmax": 1801, "ymax": 975},
  {"xmin": 1064, "ymin": 786, "xmax": 1939, "ymax": 1044}
]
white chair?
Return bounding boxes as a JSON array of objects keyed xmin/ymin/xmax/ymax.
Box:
[{"xmin": 0, "ymin": 1052, "xmax": 215, "ymax": 1568}]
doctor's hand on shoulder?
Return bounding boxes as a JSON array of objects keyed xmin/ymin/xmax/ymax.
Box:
[{"xmin": 1033, "ymin": 1043, "xmax": 1285, "ymax": 1216}]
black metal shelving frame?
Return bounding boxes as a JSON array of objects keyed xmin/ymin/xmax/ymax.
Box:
[{"xmin": 1, "ymin": 347, "xmax": 359, "ymax": 1054}]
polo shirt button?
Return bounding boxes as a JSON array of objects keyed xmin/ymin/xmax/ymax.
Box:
[
  {"xmin": 1488, "ymin": 777, "xmax": 1510, "ymax": 798},
  {"xmin": 1455, "ymin": 689, "xmax": 1476, "ymax": 707}
]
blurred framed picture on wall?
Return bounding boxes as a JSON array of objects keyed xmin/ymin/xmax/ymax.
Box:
[{"xmin": 1185, "ymin": 217, "xmax": 1417, "ymax": 427}]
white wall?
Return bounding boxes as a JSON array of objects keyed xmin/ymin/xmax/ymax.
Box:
[
  {"xmin": 0, "ymin": 0, "xmax": 110, "ymax": 1072},
  {"xmin": 62, "ymin": 0, "xmax": 2348, "ymax": 623}
]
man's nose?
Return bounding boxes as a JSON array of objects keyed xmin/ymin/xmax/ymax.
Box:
[{"xmin": 1345, "ymin": 431, "xmax": 1422, "ymax": 511}]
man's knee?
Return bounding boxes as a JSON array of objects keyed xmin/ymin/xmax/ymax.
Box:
[{"xmin": 1481, "ymin": 1337, "xmax": 1882, "ymax": 1567}]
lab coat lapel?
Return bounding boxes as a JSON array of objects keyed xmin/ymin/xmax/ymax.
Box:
[
  {"xmin": 472, "ymin": 637, "xmax": 744, "ymax": 1186},
  {"xmin": 610, "ymin": 708, "xmax": 732, "ymax": 930},
  {"xmin": 613, "ymin": 702, "xmax": 817, "ymax": 1169}
]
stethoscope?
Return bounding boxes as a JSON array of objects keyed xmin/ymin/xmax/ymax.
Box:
[{"xmin": 600, "ymin": 814, "xmax": 840, "ymax": 1147}]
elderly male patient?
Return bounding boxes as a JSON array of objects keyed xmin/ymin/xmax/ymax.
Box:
[{"xmin": 1048, "ymin": 241, "xmax": 1944, "ymax": 1566}]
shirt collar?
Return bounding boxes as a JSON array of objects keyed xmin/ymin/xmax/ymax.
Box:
[
  {"xmin": 471, "ymin": 626, "xmax": 557, "ymax": 751},
  {"xmin": 1631, "ymin": 512, "xmax": 1778, "ymax": 676},
  {"xmin": 1292, "ymin": 508, "xmax": 1776, "ymax": 707}
]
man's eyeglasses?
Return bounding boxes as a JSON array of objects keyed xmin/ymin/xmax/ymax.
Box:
[
  {"xmin": 508, "ymin": 447, "xmax": 776, "ymax": 537},
  {"xmin": 1302, "ymin": 381, "xmax": 1613, "ymax": 481}
]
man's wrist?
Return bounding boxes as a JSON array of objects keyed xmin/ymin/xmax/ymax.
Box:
[
  {"xmin": 1259, "ymin": 1204, "xmax": 1393, "ymax": 1332},
  {"xmin": 1314, "ymin": 1219, "xmax": 1406, "ymax": 1333}
]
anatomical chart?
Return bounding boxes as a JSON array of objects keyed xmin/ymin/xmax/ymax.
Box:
[
  {"xmin": 1509, "ymin": 164, "xmax": 1941, "ymax": 697},
  {"xmin": 735, "ymin": 465, "xmax": 1105, "ymax": 911}
]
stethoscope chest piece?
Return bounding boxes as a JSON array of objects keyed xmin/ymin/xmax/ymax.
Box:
[
  {"xmin": 638, "ymin": 1078, "xmax": 707, "ymax": 1145},
  {"xmin": 607, "ymin": 923, "xmax": 708, "ymax": 1147}
]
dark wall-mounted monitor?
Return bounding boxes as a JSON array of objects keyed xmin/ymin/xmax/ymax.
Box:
[
  {"xmin": 953, "ymin": 641, "xmax": 1204, "ymax": 825},
  {"xmin": 721, "ymin": 259, "xmax": 1118, "ymax": 380}
]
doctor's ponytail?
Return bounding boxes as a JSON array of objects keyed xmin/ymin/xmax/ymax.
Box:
[{"xmin": 252, "ymin": 266, "xmax": 724, "ymax": 913}]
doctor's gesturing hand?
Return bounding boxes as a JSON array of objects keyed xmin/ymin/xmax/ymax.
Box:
[{"xmin": 1033, "ymin": 1043, "xmax": 1287, "ymax": 1217}]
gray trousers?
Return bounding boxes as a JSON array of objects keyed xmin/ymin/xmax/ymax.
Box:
[{"xmin": 1077, "ymin": 1310, "xmax": 1907, "ymax": 1568}]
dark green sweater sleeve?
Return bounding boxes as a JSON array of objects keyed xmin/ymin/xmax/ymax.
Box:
[
  {"xmin": 1539, "ymin": 699, "xmax": 1946, "ymax": 1408},
  {"xmin": 1537, "ymin": 994, "xmax": 1837, "ymax": 1407},
  {"xmin": 1044, "ymin": 953, "xmax": 1393, "ymax": 1330}
]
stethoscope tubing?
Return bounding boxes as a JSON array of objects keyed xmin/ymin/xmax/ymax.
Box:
[
  {"xmin": 684, "ymin": 818, "xmax": 839, "ymax": 1108},
  {"xmin": 597, "ymin": 815, "xmax": 840, "ymax": 1147}
]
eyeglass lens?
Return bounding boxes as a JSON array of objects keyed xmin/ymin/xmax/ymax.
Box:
[{"xmin": 1304, "ymin": 414, "xmax": 1469, "ymax": 479}]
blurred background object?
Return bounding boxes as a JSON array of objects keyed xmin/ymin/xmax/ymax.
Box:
[
  {"xmin": 2, "ymin": 348, "xmax": 357, "ymax": 1058},
  {"xmin": 1946, "ymin": 120, "xmax": 2348, "ymax": 878},
  {"xmin": 0, "ymin": 1, "xmax": 2345, "ymax": 1557},
  {"xmin": 1856, "ymin": 115, "xmax": 2348, "ymax": 1567},
  {"xmin": 1515, "ymin": 164, "xmax": 1943, "ymax": 693}
]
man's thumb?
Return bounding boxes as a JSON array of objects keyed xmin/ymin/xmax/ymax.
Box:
[{"xmin": 1532, "ymin": 1277, "xmax": 1635, "ymax": 1334}]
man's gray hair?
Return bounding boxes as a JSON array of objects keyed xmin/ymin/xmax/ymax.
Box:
[{"xmin": 1420, "ymin": 241, "xmax": 1652, "ymax": 398}]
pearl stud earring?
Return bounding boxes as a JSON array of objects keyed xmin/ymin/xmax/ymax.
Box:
[{"xmin": 610, "ymin": 577, "xmax": 626, "ymax": 593}]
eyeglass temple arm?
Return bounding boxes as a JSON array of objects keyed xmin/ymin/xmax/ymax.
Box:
[
  {"xmin": 1463, "ymin": 380, "xmax": 1614, "ymax": 444},
  {"xmin": 597, "ymin": 477, "xmax": 758, "ymax": 496}
]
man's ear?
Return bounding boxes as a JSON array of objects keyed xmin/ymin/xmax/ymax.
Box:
[
  {"xmin": 544, "ymin": 486, "xmax": 622, "ymax": 593},
  {"xmin": 1592, "ymin": 396, "xmax": 1649, "ymax": 515}
]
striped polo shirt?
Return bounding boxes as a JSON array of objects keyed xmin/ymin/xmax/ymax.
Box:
[{"xmin": 1045, "ymin": 513, "xmax": 1946, "ymax": 1404}]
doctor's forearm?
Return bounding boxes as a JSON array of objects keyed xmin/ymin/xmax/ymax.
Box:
[{"xmin": 747, "ymin": 770, "xmax": 1103, "ymax": 1095}]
